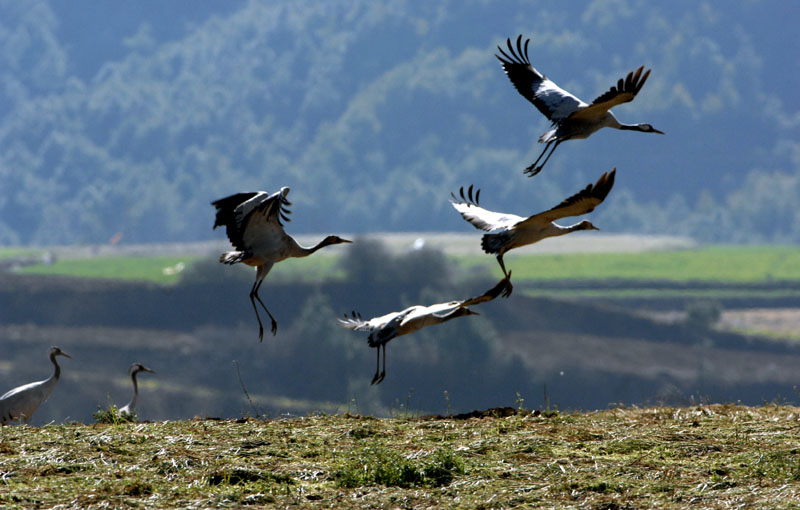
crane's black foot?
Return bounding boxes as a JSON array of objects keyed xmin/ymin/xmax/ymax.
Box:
[
  {"xmin": 524, "ymin": 164, "xmax": 543, "ymax": 177},
  {"xmin": 270, "ymin": 319, "xmax": 278, "ymax": 336},
  {"xmin": 258, "ymin": 325, "xmax": 264, "ymax": 343},
  {"xmin": 371, "ymin": 371, "xmax": 386, "ymax": 385},
  {"xmin": 501, "ymin": 271, "xmax": 513, "ymax": 298}
]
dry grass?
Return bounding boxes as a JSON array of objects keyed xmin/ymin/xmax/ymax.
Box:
[{"xmin": 2, "ymin": 405, "xmax": 800, "ymax": 508}]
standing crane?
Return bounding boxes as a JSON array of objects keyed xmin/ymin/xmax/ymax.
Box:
[
  {"xmin": 119, "ymin": 363, "xmax": 156, "ymax": 417},
  {"xmin": 451, "ymin": 168, "xmax": 616, "ymax": 293},
  {"xmin": 338, "ymin": 275, "xmax": 512, "ymax": 384},
  {"xmin": 496, "ymin": 35, "xmax": 663, "ymax": 176},
  {"xmin": 0, "ymin": 346, "xmax": 71, "ymax": 425},
  {"xmin": 212, "ymin": 187, "xmax": 352, "ymax": 340}
]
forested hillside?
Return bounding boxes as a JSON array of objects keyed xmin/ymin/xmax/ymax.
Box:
[{"xmin": 1, "ymin": 0, "xmax": 797, "ymax": 245}]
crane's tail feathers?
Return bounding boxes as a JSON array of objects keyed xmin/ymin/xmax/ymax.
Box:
[
  {"xmin": 481, "ymin": 231, "xmax": 513, "ymax": 255},
  {"xmin": 219, "ymin": 251, "xmax": 247, "ymax": 264},
  {"xmin": 338, "ymin": 311, "xmax": 364, "ymax": 329}
]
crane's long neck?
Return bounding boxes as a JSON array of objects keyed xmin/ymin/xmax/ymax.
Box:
[
  {"xmin": 603, "ymin": 112, "xmax": 655, "ymax": 132},
  {"xmin": 127, "ymin": 371, "xmax": 140, "ymax": 409},
  {"xmin": 292, "ymin": 236, "xmax": 340, "ymax": 258},
  {"xmin": 50, "ymin": 352, "xmax": 61, "ymax": 381},
  {"xmin": 617, "ymin": 122, "xmax": 648, "ymax": 132},
  {"xmin": 548, "ymin": 221, "xmax": 593, "ymax": 236},
  {"xmin": 131, "ymin": 372, "xmax": 140, "ymax": 399}
]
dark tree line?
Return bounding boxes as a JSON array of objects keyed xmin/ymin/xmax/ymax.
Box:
[{"xmin": 0, "ymin": 0, "xmax": 797, "ymax": 245}]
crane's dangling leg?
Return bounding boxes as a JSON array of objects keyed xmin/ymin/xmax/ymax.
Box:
[
  {"xmin": 524, "ymin": 141, "xmax": 553, "ymax": 176},
  {"xmin": 371, "ymin": 344, "xmax": 386, "ymax": 385},
  {"xmin": 381, "ymin": 344, "xmax": 387, "ymax": 384},
  {"xmin": 496, "ymin": 255, "xmax": 514, "ymax": 297},
  {"xmin": 371, "ymin": 344, "xmax": 381, "ymax": 385},
  {"xmin": 249, "ymin": 265, "xmax": 278, "ymax": 341},
  {"xmin": 524, "ymin": 140, "xmax": 561, "ymax": 177},
  {"xmin": 249, "ymin": 279, "xmax": 265, "ymax": 341},
  {"xmin": 252, "ymin": 281, "xmax": 278, "ymax": 339}
]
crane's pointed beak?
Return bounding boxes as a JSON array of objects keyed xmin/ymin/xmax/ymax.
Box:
[
  {"xmin": 653, "ymin": 128, "xmax": 665, "ymax": 134},
  {"xmin": 60, "ymin": 351, "xmax": 73, "ymax": 359}
]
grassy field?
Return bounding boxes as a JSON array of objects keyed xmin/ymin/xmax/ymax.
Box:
[
  {"xmin": 2, "ymin": 405, "xmax": 800, "ymax": 509},
  {"xmin": 15, "ymin": 253, "xmax": 348, "ymax": 284},
  {"xmin": 466, "ymin": 245, "xmax": 800, "ymax": 282},
  {"xmin": 10, "ymin": 245, "xmax": 800, "ymax": 290},
  {"xmin": 16, "ymin": 255, "xmax": 205, "ymax": 285},
  {"xmin": 0, "ymin": 248, "xmax": 42, "ymax": 259}
]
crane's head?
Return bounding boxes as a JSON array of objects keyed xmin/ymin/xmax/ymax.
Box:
[
  {"xmin": 49, "ymin": 346, "xmax": 72, "ymax": 359},
  {"xmin": 638, "ymin": 123, "xmax": 664, "ymax": 134},
  {"xmin": 130, "ymin": 363, "xmax": 156, "ymax": 375},
  {"xmin": 323, "ymin": 235, "xmax": 352, "ymax": 246},
  {"xmin": 454, "ymin": 307, "xmax": 479, "ymax": 318},
  {"xmin": 576, "ymin": 220, "xmax": 600, "ymax": 231}
]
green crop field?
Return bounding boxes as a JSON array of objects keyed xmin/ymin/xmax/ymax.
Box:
[
  {"xmin": 0, "ymin": 248, "xmax": 42, "ymax": 259},
  {"xmin": 462, "ymin": 245, "xmax": 800, "ymax": 282},
  {"xmin": 2, "ymin": 405, "xmax": 800, "ymax": 509},
  {"xmin": 17, "ymin": 256, "xmax": 205, "ymax": 285},
  {"xmin": 519, "ymin": 286, "xmax": 800, "ymax": 300},
  {"xmin": 11, "ymin": 245, "xmax": 800, "ymax": 288},
  {"xmin": 15, "ymin": 253, "xmax": 348, "ymax": 285}
]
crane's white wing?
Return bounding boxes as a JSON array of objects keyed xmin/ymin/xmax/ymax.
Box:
[
  {"xmin": 518, "ymin": 169, "xmax": 616, "ymax": 227},
  {"xmin": 569, "ymin": 66, "xmax": 651, "ymax": 120},
  {"xmin": 340, "ymin": 308, "xmax": 416, "ymax": 347},
  {"xmin": 0, "ymin": 379, "xmax": 52, "ymax": 424},
  {"xmin": 211, "ymin": 188, "xmax": 292, "ymax": 251},
  {"xmin": 496, "ymin": 35, "xmax": 587, "ymax": 123},
  {"xmin": 340, "ymin": 276, "xmax": 511, "ymax": 345},
  {"xmin": 404, "ymin": 302, "xmax": 461, "ymax": 321},
  {"xmin": 406, "ymin": 275, "xmax": 513, "ymax": 322},
  {"xmin": 1, "ymin": 380, "xmax": 41, "ymax": 400},
  {"xmin": 338, "ymin": 309, "xmax": 411, "ymax": 332},
  {"xmin": 240, "ymin": 214, "xmax": 289, "ymax": 253},
  {"xmin": 450, "ymin": 186, "xmax": 525, "ymax": 232}
]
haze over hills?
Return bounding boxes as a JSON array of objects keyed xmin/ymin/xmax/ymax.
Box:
[{"xmin": 0, "ymin": 0, "xmax": 798, "ymax": 245}]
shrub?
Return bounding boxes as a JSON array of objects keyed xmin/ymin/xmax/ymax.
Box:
[
  {"xmin": 684, "ymin": 300, "xmax": 723, "ymax": 331},
  {"xmin": 93, "ymin": 406, "xmax": 136, "ymax": 424},
  {"xmin": 334, "ymin": 445, "xmax": 465, "ymax": 488}
]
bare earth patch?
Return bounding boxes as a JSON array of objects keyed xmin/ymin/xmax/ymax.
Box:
[{"xmin": 718, "ymin": 308, "xmax": 800, "ymax": 340}]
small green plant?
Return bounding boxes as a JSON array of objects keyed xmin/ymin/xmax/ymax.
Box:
[
  {"xmin": 335, "ymin": 446, "xmax": 465, "ymax": 489},
  {"xmin": 93, "ymin": 406, "xmax": 136, "ymax": 424}
]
